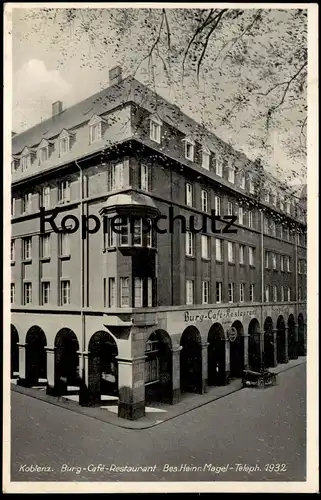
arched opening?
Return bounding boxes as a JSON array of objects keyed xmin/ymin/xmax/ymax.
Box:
[
  {"xmin": 207, "ymin": 323, "xmax": 226, "ymax": 386},
  {"xmin": 276, "ymin": 316, "xmax": 286, "ymax": 364},
  {"xmin": 26, "ymin": 326, "xmax": 47, "ymax": 385},
  {"xmin": 54, "ymin": 328, "xmax": 80, "ymax": 389},
  {"xmin": 248, "ymin": 319, "xmax": 261, "ymax": 371},
  {"xmin": 88, "ymin": 331, "xmax": 118, "ymax": 397},
  {"xmin": 11, "ymin": 325, "xmax": 19, "ymax": 378},
  {"xmin": 288, "ymin": 314, "xmax": 297, "ymax": 359},
  {"xmin": 180, "ymin": 326, "xmax": 202, "ymax": 394},
  {"xmin": 145, "ymin": 330, "xmax": 172, "ymax": 404},
  {"xmin": 297, "ymin": 313, "xmax": 305, "ymax": 356},
  {"xmin": 229, "ymin": 321, "xmax": 244, "ymax": 378},
  {"xmin": 263, "ymin": 317, "xmax": 275, "ymax": 368}
]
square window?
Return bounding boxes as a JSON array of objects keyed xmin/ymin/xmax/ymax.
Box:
[
  {"xmin": 23, "ymin": 282, "xmax": 32, "ymax": 305},
  {"xmin": 42, "ymin": 282, "xmax": 50, "ymax": 305},
  {"xmin": 120, "ymin": 277, "xmax": 130, "ymax": 307},
  {"xmin": 185, "ymin": 141, "xmax": 194, "ymax": 161},
  {"xmin": 150, "ymin": 120, "xmax": 161, "ymax": 143},
  {"xmin": 201, "ymin": 234, "xmax": 209, "ymax": 259},
  {"xmin": 201, "ymin": 189, "xmax": 208, "ymax": 212},
  {"xmin": 216, "ymin": 282, "xmax": 222, "ymax": 303},
  {"xmin": 202, "ymin": 281, "xmax": 209, "ymax": 304},
  {"xmin": 186, "ymin": 280, "xmax": 194, "ymax": 305},
  {"xmin": 60, "ymin": 280, "xmax": 70, "ymax": 305}
]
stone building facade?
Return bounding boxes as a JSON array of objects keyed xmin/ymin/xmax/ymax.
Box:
[{"xmin": 11, "ymin": 67, "xmax": 307, "ymax": 420}]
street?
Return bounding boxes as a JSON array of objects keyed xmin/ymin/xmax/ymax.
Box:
[{"xmin": 10, "ymin": 363, "xmax": 306, "ymax": 482}]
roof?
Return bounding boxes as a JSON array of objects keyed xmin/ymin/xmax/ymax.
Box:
[
  {"xmin": 12, "ymin": 75, "xmax": 301, "ymax": 195},
  {"xmin": 103, "ymin": 192, "xmax": 159, "ymax": 211}
]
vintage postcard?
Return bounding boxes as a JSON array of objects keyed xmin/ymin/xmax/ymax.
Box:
[{"xmin": 3, "ymin": 2, "xmax": 319, "ymax": 494}]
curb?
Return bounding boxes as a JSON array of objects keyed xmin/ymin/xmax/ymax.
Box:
[{"xmin": 11, "ymin": 358, "xmax": 306, "ymax": 430}]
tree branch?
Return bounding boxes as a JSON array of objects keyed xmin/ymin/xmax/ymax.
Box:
[
  {"xmin": 182, "ymin": 9, "xmax": 215, "ymax": 76},
  {"xmin": 196, "ymin": 9, "xmax": 228, "ymax": 81}
]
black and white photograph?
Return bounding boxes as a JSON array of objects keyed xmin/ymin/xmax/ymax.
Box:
[{"xmin": 3, "ymin": 2, "xmax": 318, "ymax": 494}]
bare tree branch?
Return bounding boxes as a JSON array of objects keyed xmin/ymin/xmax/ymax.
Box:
[{"xmin": 196, "ymin": 9, "xmax": 228, "ymax": 81}]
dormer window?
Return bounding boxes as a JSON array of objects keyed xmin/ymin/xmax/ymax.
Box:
[
  {"xmin": 90, "ymin": 122, "xmax": 101, "ymax": 143},
  {"xmin": 12, "ymin": 157, "xmax": 19, "ymax": 173},
  {"xmin": 279, "ymin": 196, "xmax": 284, "ymax": 211},
  {"xmin": 285, "ymin": 200, "xmax": 291, "ymax": 214},
  {"xmin": 89, "ymin": 114, "xmax": 106, "ymax": 144},
  {"xmin": 202, "ymin": 146, "xmax": 211, "ymax": 170},
  {"xmin": 150, "ymin": 116, "xmax": 162, "ymax": 143},
  {"xmin": 216, "ymin": 155, "xmax": 223, "ymax": 177},
  {"xmin": 39, "ymin": 147, "xmax": 49, "ymax": 164},
  {"xmin": 60, "ymin": 136, "xmax": 70, "ymax": 155},
  {"xmin": 227, "ymin": 162, "xmax": 235, "ymax": 183},
  {"xmin": 264, "ymin": 190, "xmax": 270, "ymax": 203},
  {"xmin": 37, "ymin": 139, "xmax": 52, "ymax": 165},
  {"xmin": 249, "ymin": 178, "xmax": 255, "ymax": 194},
  {"xmin": 240, "ymin": 174, "xmax": 246, "ymax": 189},
  {"xmin": 183, "ymin": 137, "xmax": 195, "ymax": 161},
  {"xmin": 20, "ymin": 154, "xmax": 31, "ymax": 171}
]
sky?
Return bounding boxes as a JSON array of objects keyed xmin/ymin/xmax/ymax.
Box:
[{"xmin": 10, "ymin": 6, "xmax": 307, "ymax": 186}]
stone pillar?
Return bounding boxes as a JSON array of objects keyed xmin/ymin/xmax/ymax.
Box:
[
  {"xmin": 200, "ymin": 342, "xmax": 209, "ymax": 394},
  {"xmin": 224, "ymin": 338, "xmax": 230, "ymax": 384},
  {"xmin": 293, "ymin": 324, "xmax": 299, "ymax": 359},
  {"xmin": 259, "ymin": 331, "xmax": 265, "ymax": 369},
  {"xmin": 45, "ymin": 347, "xmax": 57, "ymax": 395},
  {"xmin": 243, "ymin": 334, "xmax": 249, "ymax": 369},
  {"xmin": 17, "ymin": 343, "xmax": 28, "ymax": 386},
  {"xmin": 170, "ymin": 347, "xmax": 181, "ymax": 405},
  {"xmin": 117, "ymin": 356, "xmax": 145, "ymax": 420},
  {"xmin": 271, "ymin": 330, "xmax": 278, "ymax": 367},
  {"xmin": 78, "ymin": 351, "xmax": 101, "ymax": 406},
  {"xmin": 284, "ymin": 326, "xmax": 289, "ymax": 363}
]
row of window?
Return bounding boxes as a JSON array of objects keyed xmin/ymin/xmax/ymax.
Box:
[
  {"xmin": 186, "ymin": 235, "xmax": 257, "ymax": 265},
  {"xmin": 10, "ymin": 279, "xmax": 304, "ymax": 307},
  {"xmin": 150, "ymin": 117, "xmax": 302, "ymax": 216},
  {"xmin": 11, "ymin": 233, "xmax": 71, "ymax": 262},
  {"xmin": 104, "ymin": 217, "xmax": 154, "ymax": 249},
  {"xmin": 11, "ymin": 162, "xmax": 152, "ymax": 217},
  {"xmin": 11, "ymin": 280, "xmax": 70, "ymax": 306},
  {"xmin": 185, "ymin": 280, "xmax": 301, "ymax": 306},
  {"xmin": 186, "ymin": 183, "xmax": 306, "ymax": 242},
  {"xmin": 10, "ymin": 277, "xmax": 154, "ymax": 308},
  {"xmin": 12, "ymin": 116, "xmax": 109, "ymax": 174},
  {"xmin": 12, "ymin": 111, "xmax": 299, "ymax": 221},
  {"xmin": 103, "ymin": 277, "xmax": 154, "ymax": 308},
  {"xmin": 10, "ymin": 234, "xmax": 307, "ymax": 276}
]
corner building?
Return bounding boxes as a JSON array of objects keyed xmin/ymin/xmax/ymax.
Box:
[{"xmin": 11, "ymin": 67, "xmax": 307, "ymax": 420}]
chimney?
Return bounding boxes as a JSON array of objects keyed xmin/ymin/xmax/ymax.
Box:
[
  {"xmin": 109, "ymin": 66, "xmax": 122, "ymax": 86},
  {"xmin": 52, "ymin": 101, "xmax": 63, "ymax": 117}
]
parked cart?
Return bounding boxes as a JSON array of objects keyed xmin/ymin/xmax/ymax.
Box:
[{"xmin": 242, "ymin": 369, "xmax": 277, "ymax": 388}]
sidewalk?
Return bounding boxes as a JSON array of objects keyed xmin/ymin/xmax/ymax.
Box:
[{"xmin": 11, "ymin": 356, "xmax": 306, "ymax": 430}]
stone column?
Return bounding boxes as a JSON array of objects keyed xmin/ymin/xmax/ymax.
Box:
[
  {"xmin": 259, "ymin": 331, "xmax": 265, "ymax": 369},
  {"xmin": 243, "ymin": 333, "xmax": 249, "ymax": 369},
  {"xmin": 271, "ymin": 330, "xmax": 278, "ymax": 367},
  {"xmin": 117, "ymin": 356, "xmax": 146, "ymax": 420},
  {"xmin": 170, "ymin": 347, "xmax": 181, "ymax": 405},
  {"xmin": 200, "ymin": 342, "xmax": 209, "ymax": 394},
  {"xmin": 293, "ymin": 324, "xmax": 299, "ymax": 359},
  {"xmin": 78, "ymin": 351, "xmax": 101, "ymax": 406},
  {"xmin": 45, "ymin": 347, "xmax": 57, "ymax": 395},
  {"xmin": 224, "ymin": 338, "xmax": 230, "ymax": 384},
  {"xmin": 17, "ymin": 343, "xmax": 28, "ymax": 386},
  {"xmin": 284, "ymin": 326, "xmax": 289, "ymax": 363}
]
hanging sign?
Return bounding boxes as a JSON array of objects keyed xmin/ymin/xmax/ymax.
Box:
[{"xmin": 227, "ymin": 327, "xmax": 237, "ymax": 342}]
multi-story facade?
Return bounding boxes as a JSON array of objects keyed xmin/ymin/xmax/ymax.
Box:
[{"xmin": 10, "ymin": 67, "xmax": 307, "ymax": 420}]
